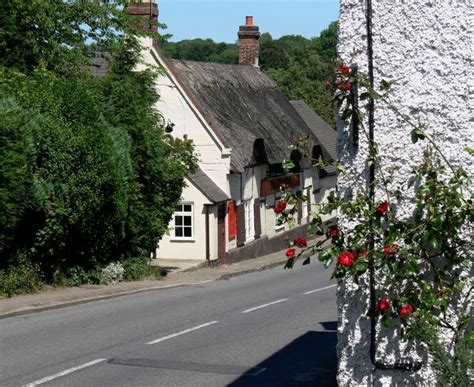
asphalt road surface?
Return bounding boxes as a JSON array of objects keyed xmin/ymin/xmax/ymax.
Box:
[{"xmin": 1, "ymin": 261, "xmax": 337, "ymax": 387}]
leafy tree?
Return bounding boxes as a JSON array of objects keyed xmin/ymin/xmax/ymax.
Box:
[{"xmin": 0, "ymin": 1, "xmax": 196, "ymax": 284}]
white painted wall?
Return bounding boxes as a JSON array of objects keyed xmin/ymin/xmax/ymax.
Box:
[
  {"xmin": 155, "ymin": 179, "xmax": 215, "ymax": 261},
  {"xmin": 337, "ymin": 1, "xmax": 473, "ymax": 385}
]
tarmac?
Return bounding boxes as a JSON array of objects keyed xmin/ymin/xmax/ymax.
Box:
[{"xmin": 0, "ymin": 248, "xmax": 297, "ymax": 320}]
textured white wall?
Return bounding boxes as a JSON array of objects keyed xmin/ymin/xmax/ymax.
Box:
[
  {"xmin": 337, "ymin": 0, "xmax": 473, "ymax": 385},
  {"xmin": 155, "ymin": 179, "xmax": 215, "ymax": 261}
]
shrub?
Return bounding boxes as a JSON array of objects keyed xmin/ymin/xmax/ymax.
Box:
[
  {"xmin": 122, "ymin": 257, "xmax": 163, "ymax": 281},
  {"xmin": 100, "ymin": 262, "xmax": 125, "ymax": 285},
  {"xmin": 0, "ymin": 259, "xmax": 42, "ymax": 298}
]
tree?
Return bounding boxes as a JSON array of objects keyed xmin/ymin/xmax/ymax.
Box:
[{"xmin": 0, "ymin": 1, "xmax": 196, "ymax": 283}]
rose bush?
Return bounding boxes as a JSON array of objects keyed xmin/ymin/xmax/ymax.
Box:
[{"xmin": 277, "ymin": 63, "xmax": 473, "ymax": 383}]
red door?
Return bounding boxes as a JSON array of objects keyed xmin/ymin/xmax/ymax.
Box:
[{"xmin": 218, "ymin": 203, "xmax": 226, "ymax": 264}]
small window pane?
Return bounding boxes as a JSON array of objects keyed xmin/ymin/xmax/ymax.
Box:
[
  {"xmin": 175, "ymin": 216, "xmax": 183, "ymax": 226},
  {"xmin": 183, "ymin": 204, "xmax": 192, "ymax": 212},
  {"xmin": 175, "ymin": 205, "xmax": 183, "ymax": 212},
  {"xmin": 175, "ymin": 228, "xmax": 183, "ymax": 237},
  {"xmin": 184, "ymin": 227, "xmax": 192, "ymax": 237},
  {"xmin": 183, "ymin": 216, "xmax": 192, "ymax": 226}
]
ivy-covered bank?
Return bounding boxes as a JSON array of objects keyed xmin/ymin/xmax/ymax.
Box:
[{"xmin": 0, "ymin": 1, "xmax": 196, "ymax": 296}]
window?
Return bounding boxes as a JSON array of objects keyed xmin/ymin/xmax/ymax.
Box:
[
  {"xmin": 173, "ymin": 203, "xmax": 193, "ymax": 239},
  {"xmin": 244, "ymin": 200, "xmax": 254, "ymax": 241}
]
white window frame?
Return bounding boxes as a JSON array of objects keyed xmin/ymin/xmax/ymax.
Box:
[
  {"xmin": 172, "ymin": 202, "xmax": 194, "ymax": 241},
  {"xmin": 244, "ymin": 199, "xmax": 254, "ymax": 241}
]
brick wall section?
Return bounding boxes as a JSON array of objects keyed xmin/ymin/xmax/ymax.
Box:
[
  {"xmin": 126, "ymin": 1, "xmax": 159, "ymax": 32},
  {"xmin": 238, "ymin": 25, "xmax": 260, "ymax": 66}
]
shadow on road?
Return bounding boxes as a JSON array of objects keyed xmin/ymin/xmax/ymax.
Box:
[{"xmin": 228, "ymin": 322, "xmax": 337, "ymax": 387}]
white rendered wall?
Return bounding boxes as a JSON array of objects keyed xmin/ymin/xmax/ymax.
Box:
[
  {"xmin": 155, "ymin": 179, "xmax": 215, "ymax": 261},
  {"xmin": 138, "ymin": 40, "xmax": 231, "ymax": 194},
  {"xmin": 337, "ymin": 1, "xmax": 473, "ymax": 385}
]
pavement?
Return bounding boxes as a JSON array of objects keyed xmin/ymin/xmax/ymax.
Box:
[{"xmin": 0, "ymin": 248, "xmax": 299, "ymax": 320}]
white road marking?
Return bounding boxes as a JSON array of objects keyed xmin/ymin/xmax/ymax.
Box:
[
  {"xmin": 241, "ymin": 299, "xmax": 288, "ymax": 314},
  {"xmin": 23, "ymin": 358, "xmax": 106, "ymax": 387},
  {"xmin": 146, "ymin": 321, "xmax": 219, "ymax": 345},
  {"xmin": 304, "ymin": 284, "xmax": 337, "ymax": 295}
]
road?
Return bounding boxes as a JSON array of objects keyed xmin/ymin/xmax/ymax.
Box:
[{"xmin": 0, "ymin": 261, "xmax": 337, "ymax": 387}]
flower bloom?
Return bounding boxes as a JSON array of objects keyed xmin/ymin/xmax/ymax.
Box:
[
  {"xmin": 337, "ymin": 64, "xmax": 351, "ymax": 76},
  {"xmin": 377, "ymin": 299, "xmax": 391, "ymax": 314},
  {"xmin": 344, "ymin": 82, "xmax": 352, "ymax": 91},
  {"xmin": 337, "ymin": 251, "xmax": 357, "ymax": 267},
  {"xmin": 294, "ymin": 237, "xmax": 307, "ymax": 248},
  {"xmin": 376, "ymin": 201, "xmax": 390, "ymax": 214},
  {"xmin": 274, "ymin": 200, "xmax": 287, "ymax": 214},
  {"xmin": 286, "ymin": 248, "xmax": 296, "ymax": 259},
  {"xmin": 328, "ymin": 227, "xmax": 339, "ymax": 237},
  {"xmin": 400, "ymin": 304, "xmax": 414, "ymax": 317},
  {"xmin": 384, "ymin": 244, "xmax": 399, "ymax": 255}
]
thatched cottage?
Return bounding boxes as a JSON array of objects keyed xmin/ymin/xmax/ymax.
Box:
[{"xmin": 128, "ymin": 1, "xmax": 337, "ymax": 263}]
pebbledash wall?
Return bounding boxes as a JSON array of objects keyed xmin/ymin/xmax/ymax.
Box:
[{"xmin": 337, "ymin": 0, "xmax": 473, "ymax": 386}]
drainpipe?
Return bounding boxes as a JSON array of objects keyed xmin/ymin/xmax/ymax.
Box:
[{"xmin": 205, "ymin": 205, "xmax": 210, "ymax": 264}]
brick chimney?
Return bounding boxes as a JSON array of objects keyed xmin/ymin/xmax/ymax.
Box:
[
  {"xmin": 238, "ymin": 16, "xmax": 261, "ymax": 66},
  {"xmin": 126, "ymin": 0, "xmax": 159, "ymax": 32}
]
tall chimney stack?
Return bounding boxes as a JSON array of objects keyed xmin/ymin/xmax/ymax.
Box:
[
  {"xmin": 238, "ymin": 16, "xmax": 261, "ymax": 66},
  {"xmin": 126, "ymin": 0, "xmax": 159, "ymax": 32}
]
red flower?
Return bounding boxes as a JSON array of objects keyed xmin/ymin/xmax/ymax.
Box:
[
  {"xmin": 400, "ymin": 304, "xmax": 414, "ymax": 317},
  {"xmin": 344, "ymin": 82, "xmax": 352, "ymax": 91},
  {"xmin": 328, "ymin": 227, "xmax": 339, "ymax": 237},
  {"xmin": 286, "ymin": 248, "xmax": 296, "ymax": 259},
  {"xmin": 337, "ymin": 64, "xmax": 351, "ymax": 76},
  {"xmin": 337, "ymin": 251, "xmax": 357, "ymax": 267},
  {"xmin": 384, "ymin": 244, "xmax": 399, "ymax": 255},
  {"xmin": 376, "ymin": 201, "xmax": 390, "ymax": 214},
  {"xmin": 377, "ymin": 299, "xmax": 391, "ymax": 314},
  {"xmin": 294, "ymin": 237, "xmax": 307, "ymax": 248},
  {"xmin": 274, "ymin": 200, "xmax": 287, "ymax": 214}
]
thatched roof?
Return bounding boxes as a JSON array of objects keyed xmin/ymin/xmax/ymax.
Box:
[
  {"xmin": 290, "ymin": 100, "xmax": 337, "ymax": 175},
  {"xmin": 167, "ymin": 60, "xmax": 323, "ymax": 172},
  {"xmin": 188, "ymin": 168, "xmax": 229, "ymax": 203}
]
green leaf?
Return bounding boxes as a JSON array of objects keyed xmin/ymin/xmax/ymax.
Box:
[{"xmin": 283, "ymin": 159, "xmax": 295, "ymax": 169}]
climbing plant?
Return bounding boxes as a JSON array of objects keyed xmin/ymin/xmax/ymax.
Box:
[{"xmin": 278, "ymin": 62, "xmax": 473, "ymax": 384}]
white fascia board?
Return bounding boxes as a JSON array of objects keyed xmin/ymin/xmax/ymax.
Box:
[{"xmin": 149, "ymin": 44, "xmax": 232, "ymax": 158}]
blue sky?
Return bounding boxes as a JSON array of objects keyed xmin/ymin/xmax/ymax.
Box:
[{"xmin": 158, "ymin": 1, "xmax": 340, "ymax": 43}]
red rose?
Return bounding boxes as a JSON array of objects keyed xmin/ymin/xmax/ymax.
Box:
[
  {"xmin": 337, "ymin": 251, "xmax": 357, "ymax": 267},
  {"xmin": 274, "ymin": 200, "xmax": 287, "ymax": 214},
  {"xmin": 286, "ymin": 248, "xmax": 296, "ymax": 259},
  {"xmin": 328, "ymin": 227, "xmax": 339, "ymax": 237},
  {"xmin": 376, "ymin": 201, "xmax": 390, "ymax": 214},
  {"xmin": 337, "ymin": 64, "xmax": 351, "ymax": 76},
  {"xmin": 294, "ymin": 237, "xmax": 307, "ymax": 248},
  {"xmin": 377, "ymin": 299, "xmax": 391, "ymax": 314},
  {"xmin": 400, "ymin": 304, "xmax": 413, "ymax": 317},
  {"xmin": 384, "ymin": 244, "xmax": 399, "ymax": 255},
  {"xmin": 344, "ymin": 82, "xmax": 352, "ymax": 91}
]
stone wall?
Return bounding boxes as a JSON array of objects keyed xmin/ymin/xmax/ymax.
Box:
[{"xmin": 336, "ymin": 0, "xmax": 473, "ymax": 385}]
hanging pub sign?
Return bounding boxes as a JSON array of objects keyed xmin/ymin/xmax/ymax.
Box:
[{"xmin": 260, "ymin": 174, "xmax": 301, "ymax": 197}]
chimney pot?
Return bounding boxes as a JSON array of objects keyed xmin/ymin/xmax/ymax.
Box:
[{"xmin": 245, "ymin": 16, "xmax": 253, "ymax": 26}]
